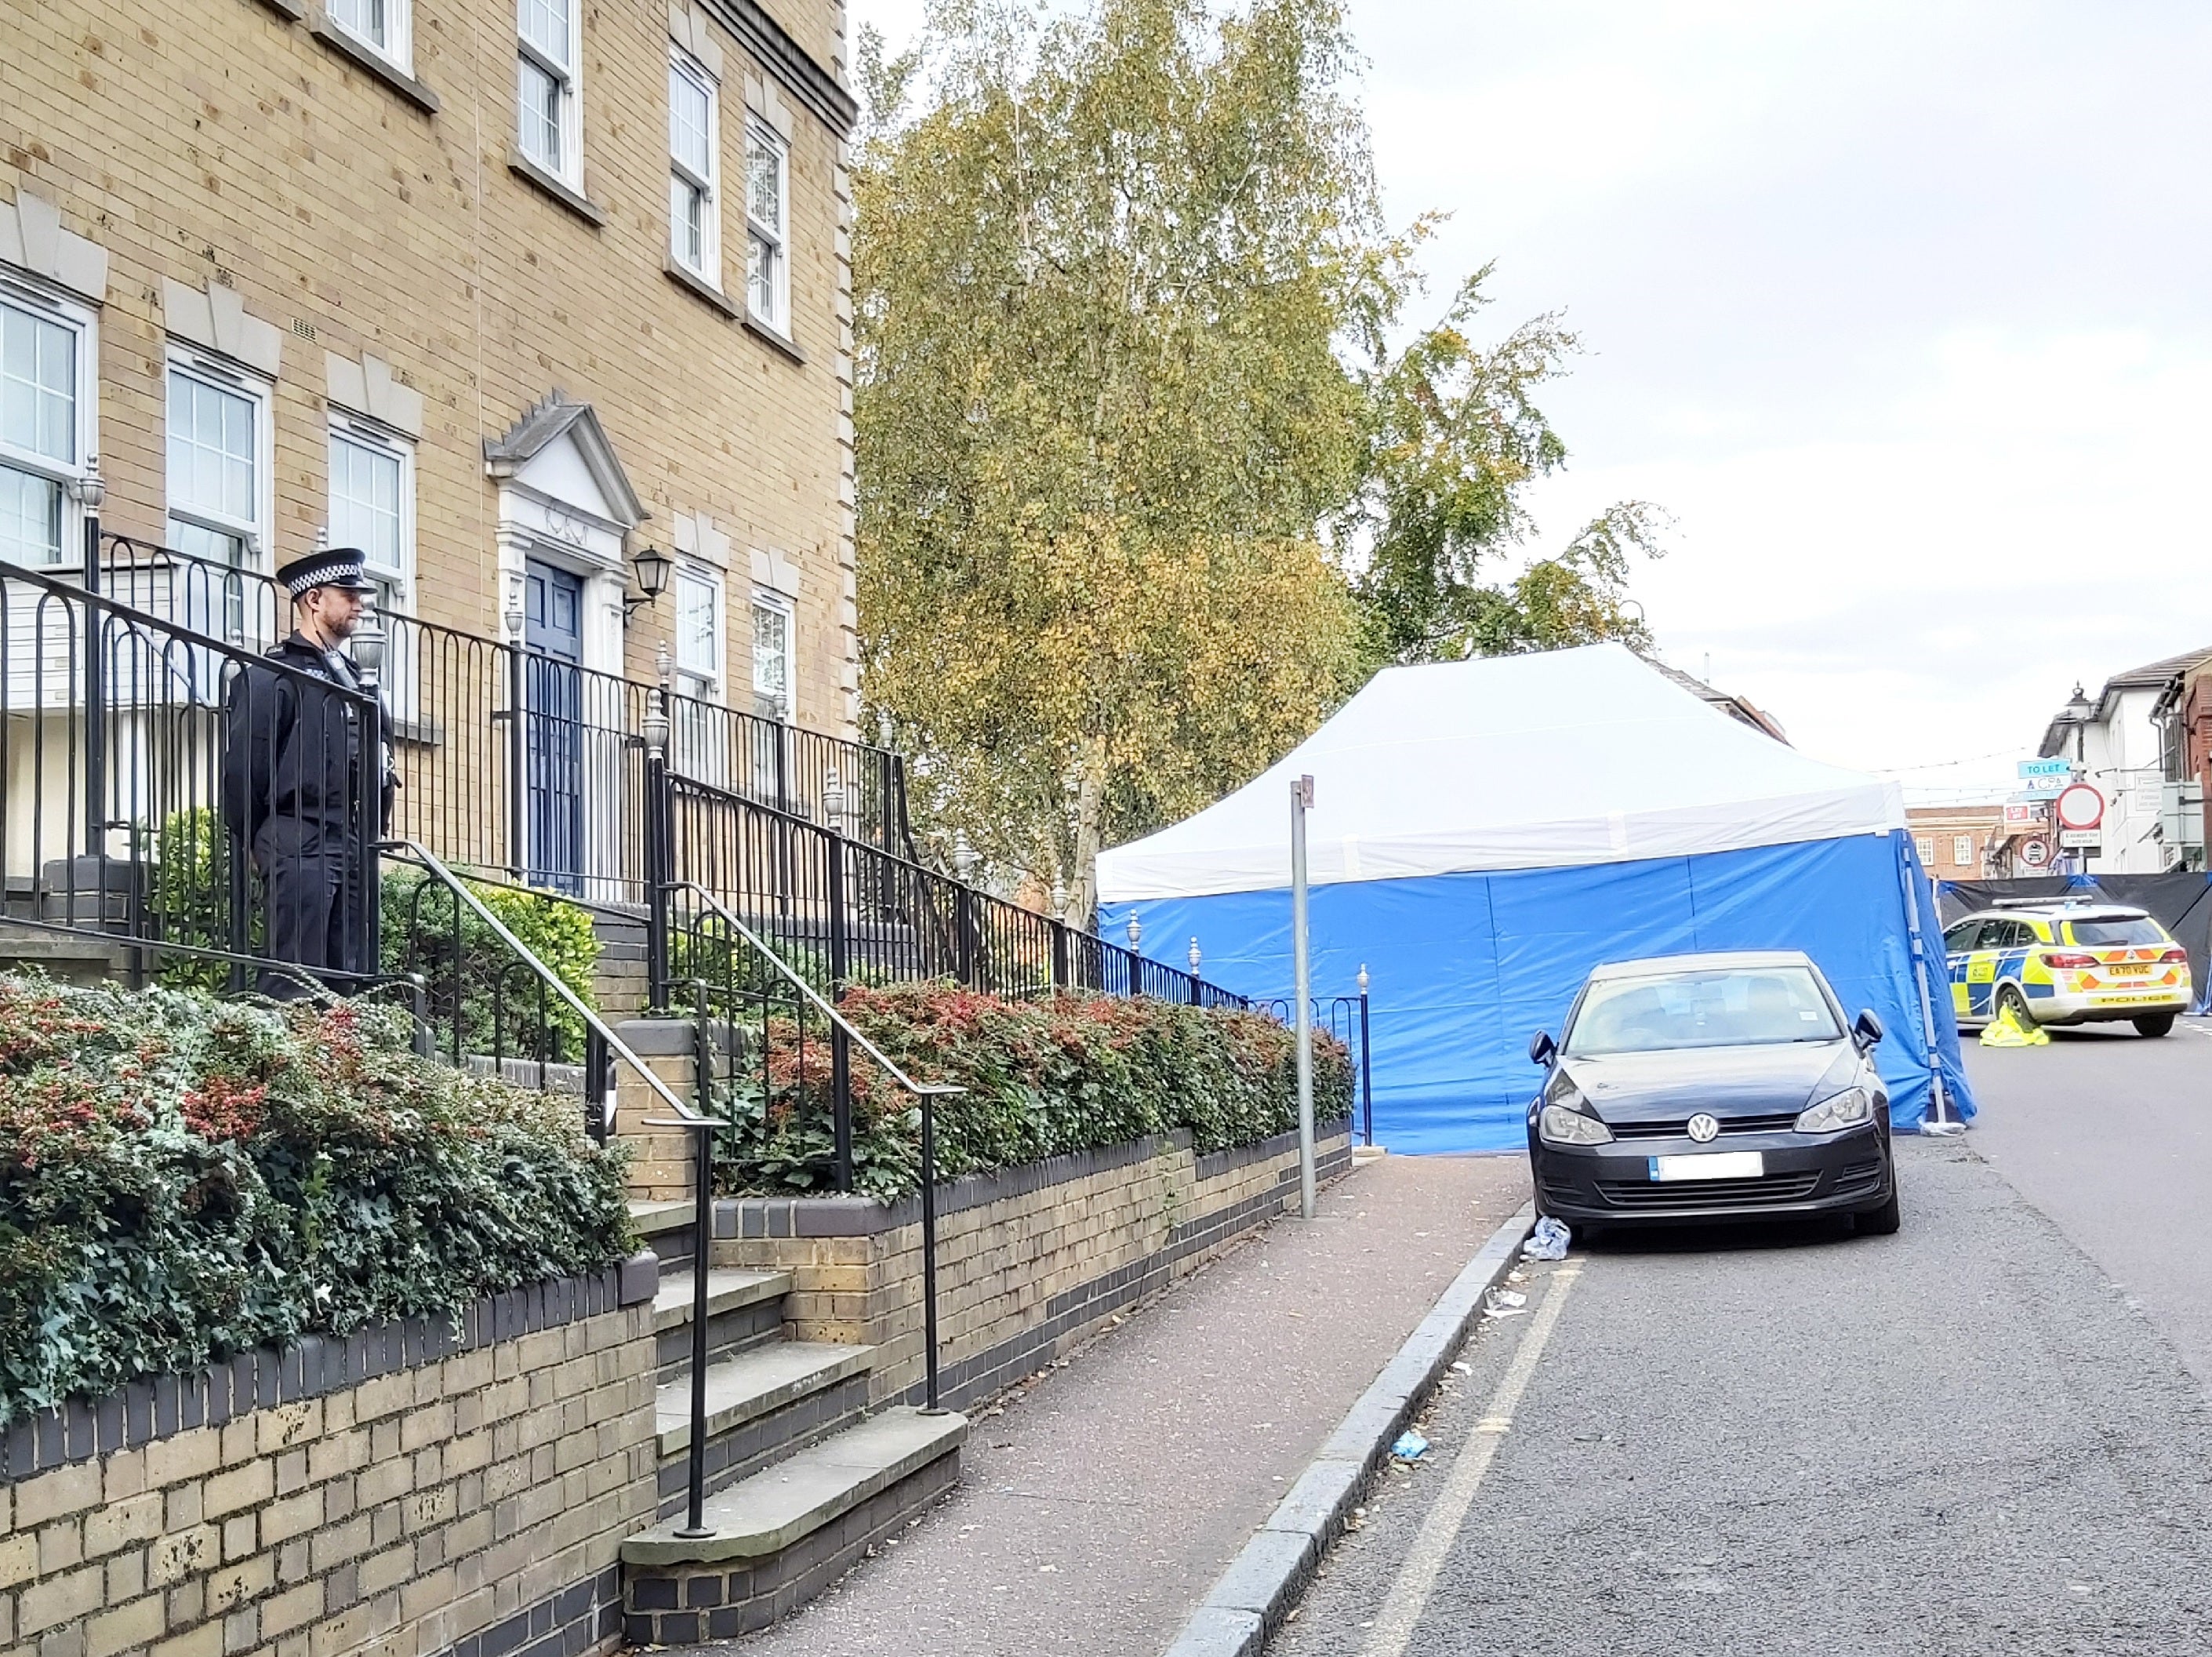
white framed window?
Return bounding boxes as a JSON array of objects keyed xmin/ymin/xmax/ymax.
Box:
[
  {"xmin": 166, "ymin": 355, "xmax": 271, "ymax": 574},
  {"xmin": 1913, "ymin": 837, "xmax": 1934, "ymax": 864},
  {"xmin": 329, "ymin": 0, "xmax": 412, "ymax": 71},
  {"xmin": 674, "ymin": 565, "xmax": 723, "ymax": 696},
  {"xmin": 750, "ymin": 590, "xmax": 790, "ymax": 721},
  {"xmin": 669, "ymin": 49, "xmax": 721, "ymax": 285},
  {"xmin": 0, "ymin": 283, "xmax": 96, "ymax": 568},
  {"xmin": 329, "ymin": 417, "xmax": 417, "ymax": 714},
  {"xmin": 517, "ymin": 0, "xmax": 582, "ymax": 184},
  {"xmin": 1952, "ymin": 834, "xmax": 1974, "ymax": 867},
  {"xmin": 744, "ymin": 124, "xmax": 789, "ymax": 332}
]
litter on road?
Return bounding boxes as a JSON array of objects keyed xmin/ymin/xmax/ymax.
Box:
[
  {"xmin": 1390, "ymin": 1431, "xmax": 1429, "ymax": 1462},
  {"xmin": 1523, "ymin": 1216, "xmax": 1572, "ymax": 1260}
]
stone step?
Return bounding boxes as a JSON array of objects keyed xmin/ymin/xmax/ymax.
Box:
[
  {"xmin": 652, "ymin": 1339, "xmax": 877, "ymax": 1521},
  {"xmin": 630, "ymin": 1198, "xmax": 700, "ymax": 1271},
  {"xmin": 656, "ymin": 1341, "xmax": 874, "ymax": 1456},
  {"xmin": 651, "ymin": 1268, "xmax": 793, "ymax": 1384},
  {"xmin": 652, "ymin": 1268, "xmax": 792, "ymax": 1333},
  {"xmin": 621, "ymin": 1408, "xmax": 968, "ymax": 1644}
]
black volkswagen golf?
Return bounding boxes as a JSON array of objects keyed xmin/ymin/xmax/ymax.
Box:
[{"xmin": 1525, "ymin": 950, "xmax": 1900, "ymax": 1235}]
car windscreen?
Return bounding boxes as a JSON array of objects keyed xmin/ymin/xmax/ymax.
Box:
[
  {"xmin": 1564, "ymin": 966, "xmax": 1843, "ymax": 1056},
  {"xmin": 2066, "ymin": 917, "xmax": 2167, "ymax": 947}
]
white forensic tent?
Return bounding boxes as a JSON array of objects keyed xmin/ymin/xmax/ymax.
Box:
[{"xmin": 1097, "ymin": 644, "xmax": 1973, "ymax": 1152}]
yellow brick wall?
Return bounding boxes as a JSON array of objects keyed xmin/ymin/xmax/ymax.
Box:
[
  {"xmin": 0, "ymin": 1303, "xmax": 657, "ymax": 1657},
  {"xmin": 0, "ymin": 0, "xmax": 858, "ymax": 732}
]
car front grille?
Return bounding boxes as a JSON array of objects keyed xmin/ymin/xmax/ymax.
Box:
[
  {"xmin": 1607, "ymin": 1110, "xmax": 1803, "ymax": 1142},
  {"xmin": 1596, "ymin": 1171, "xmax": 1823, "ymax": 1208}
]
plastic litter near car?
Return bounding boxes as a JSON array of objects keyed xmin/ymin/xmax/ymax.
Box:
[{"xmin": 1522, "ymin": 1216, "xmax": 1572, "ymax": 1260}]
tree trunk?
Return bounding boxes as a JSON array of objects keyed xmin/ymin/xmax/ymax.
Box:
[{"xmin": 1065, "ymin": 736, "xmax": 1110, "ymax": 934}]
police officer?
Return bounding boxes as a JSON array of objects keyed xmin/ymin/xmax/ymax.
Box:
[{"xmin": 220, "ymin": 547, "xmax": 396, "ymax": 997}]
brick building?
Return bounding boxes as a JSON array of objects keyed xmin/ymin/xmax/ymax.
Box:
[
  {"xmin": 2, "ymin": 0, "xmax": 859, "ymax": 731},
  {"xmin": 1908, "ymin": 803, "xmax": 2009, "ymax": 880}
]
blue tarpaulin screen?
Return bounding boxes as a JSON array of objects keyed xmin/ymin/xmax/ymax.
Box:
[{"xmin": 1103, "ymin": 830, "xmax": 1974, "ymax": 1155}]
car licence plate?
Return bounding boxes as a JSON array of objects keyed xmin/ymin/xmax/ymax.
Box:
[{"xmin": 1650, "ymin": 1152, "xmax": 1764, "ymax": 1183}]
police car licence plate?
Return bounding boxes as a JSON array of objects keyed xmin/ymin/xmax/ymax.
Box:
[{"xmin": 1650, "ymin": 1153, "xmax": 1764, "ymax": 1182}]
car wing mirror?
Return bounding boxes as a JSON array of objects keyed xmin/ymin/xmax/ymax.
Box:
[
  {"xmin": 1853, "ymin": 1008, "xmax": 1884, "ymax": 1050},
  {"xmin": 1528, "ymin": 1030, "xmax": 1556, "ymax": 1067}
]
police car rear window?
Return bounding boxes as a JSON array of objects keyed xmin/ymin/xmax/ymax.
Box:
[{"xmin": 2066, "ymin": 918, "xmax": 2166, "ymax": 947}]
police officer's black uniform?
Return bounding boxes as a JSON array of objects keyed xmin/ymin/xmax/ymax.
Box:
[{"xmin": 220, "ymin": 549, "xmax": 394, "ymax": 997}]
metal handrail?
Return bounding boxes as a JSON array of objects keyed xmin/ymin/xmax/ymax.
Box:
[
  {"xmin": 378, "ymin": 838, "xmax": 740, "ymax": 1539},
  {"xmin": 380, "ymin": 840, "xmax": 701, "ymax": 1124},
  {"xmin": 666, "ymin": 878, "xmax": 964, "ymax": 1414}
]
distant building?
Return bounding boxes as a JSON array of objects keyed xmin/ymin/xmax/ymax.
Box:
[
  {"xmin": 2043, "ymin": 648, "xmax": 2212, "ymax": 874},
  {"xmin": 1908, "ymin": 803, "xmax": 2009, "ymax": 880},
  {"xmin": 2152, "ymin": 659, "xmax": 2212, "ymax": 870},
  {"xmin": 1647, "ymin": 660, "xmax": 1790, "ymax": 743}
]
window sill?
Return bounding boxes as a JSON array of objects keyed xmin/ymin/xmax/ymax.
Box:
[
  {"xmin": 507, "ymin": 151, "xmax": 606, "ymax": 228},
  {"xmin": 743, "ymin": 312, "xmax": 805, "ymax": 366},
  {"xmin": 665, "ymin": 259, "xmax": 740, "ymax": 319},
  {"xmin": 252, "ymin": 0, "xmax": 305, "ymax": 20},
  {"xmin": 309, "ymin": 18, "xmax": 440, "ymax": 112}
]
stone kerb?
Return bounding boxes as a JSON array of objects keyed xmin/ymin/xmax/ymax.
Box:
[
  {"xmin": 711, "ymin": 1121, "xmax": 1354, "ymax": 1409},
  {"xmin": 2, "ymin": 1254, "xmax": 663, "ymax": 1657}
]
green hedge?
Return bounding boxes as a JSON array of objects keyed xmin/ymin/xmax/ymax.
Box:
[
  {"xmin": 0, "ymin": 975, "xmax": 632, "ymax": 1425},
  {"xmin": 718, "ymin": 983, "xmax": 1353, "ymax": 1200}
]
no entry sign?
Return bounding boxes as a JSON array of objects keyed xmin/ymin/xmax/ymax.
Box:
[{"xmin": 2054, "ymin": 783, "xmax": 2105, "ymax": 832}]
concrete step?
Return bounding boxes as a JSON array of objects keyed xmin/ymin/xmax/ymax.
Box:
[
  {"xmin": 0, "ymin": 928, "xmax": 140, "ymax": 987},
  {"xmin": 621, "ymin": 1408, "xmax": 968, "ymax": 1644},
  {"xmin": 652, "ymin": 1339, "xmax": 877, "ymax": 1519},
  {"xmin": 656, "ymin": 1341, "xmax": 874, "ymax": 1456},
  {"xmin": 630, "ymin": 1198, "xmax": 700, "ymax": 1273},
  {"xmin": 652, "ymin": 1268, "xmax": 792, "ymax": 1334},
  {"xmin": 651, "ymin": 1268, "xmax": 793, "ymax": 1384}
]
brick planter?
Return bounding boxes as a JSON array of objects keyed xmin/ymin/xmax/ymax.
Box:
[{"xmin": 710, "ymin": 1118, "xmax": 1355, "ymax": 1409}]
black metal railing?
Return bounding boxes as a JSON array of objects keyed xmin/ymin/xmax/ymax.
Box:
[
  {"xmin": 1262, "ymin": 987, "xmax": 1375, "ymax": 1146},
  {"xmin": 93, "ymin": 533, "xmax": 917, "ymax": 896},
  {"xmin": 1, "ymin": 555, "xmax": 383, "ymax": 997},
  {"xmin": 657, "ymin": 762, "xmax": 1245, "ymax": 1010},
  {"xmin": 666, "ymin": 878, "xmax": 964, "ymax": 1411}
]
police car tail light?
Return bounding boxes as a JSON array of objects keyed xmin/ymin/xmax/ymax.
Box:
[
  {"xmin": 2160, "ymin": 947, "xmax": 2188, "ymax": 965},
  {"xmin": 2043, "ymin": 951, "xmax": 2097, "ymax": 969}
]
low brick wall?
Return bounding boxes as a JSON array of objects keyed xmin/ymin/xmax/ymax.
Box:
[
  {"xmin": 713, "ymin": 1120, "xmax": 1354, "ymax": 1408},
  {"xmin": 2, "ymin": 1256, "xmax": 660, "ymax": 1657}
]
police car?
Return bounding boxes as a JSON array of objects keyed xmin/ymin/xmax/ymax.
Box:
[{"xmin": 1942, "ymin": 899, "xmax": 2192, "ymax": 1037}]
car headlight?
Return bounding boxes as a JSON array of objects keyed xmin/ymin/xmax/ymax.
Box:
[
  {"xmin": 1796, "ymin": 1086, "xmax": 1874, "ymax": 1134},
  {"xmin": 1538, "ymin": 1103, "xmax": 1614, "ymax": 1146}
]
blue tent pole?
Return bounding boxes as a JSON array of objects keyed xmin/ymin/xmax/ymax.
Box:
[{"xmin": 1898, "ymin": 838, "xmax": 1963, "ymax": 1136}]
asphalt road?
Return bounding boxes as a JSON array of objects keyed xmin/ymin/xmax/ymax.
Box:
[
  {"xmin": 1963, "ymin": 1016, "xmax": 2212, "ymax": 1386},
  {"xmin": 1273, "ymin": 1136, "xmax": 2212, "ymax": 1656}
]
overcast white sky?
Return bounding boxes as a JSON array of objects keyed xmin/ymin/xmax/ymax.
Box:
[{"xmin": 848, "ymin": 0, "xmax": 2212, "ymax": 795}]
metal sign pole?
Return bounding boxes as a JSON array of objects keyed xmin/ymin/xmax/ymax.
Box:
[{"xmin": 1291, "ymin": 773, "xmax": 1315, "ymax": 1219}]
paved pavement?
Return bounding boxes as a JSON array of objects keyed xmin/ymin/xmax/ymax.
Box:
[
  {"xmin": 1963, "ymin": 1016, "xmax": 2212, "ymax": 1385},
  {"xmin": 716, "ymin": 1151, "xmax": 1529, "ymax": 1656},
  {"xmin": 1274, "ymin": 1137, "xmax": 2212, "ymax": 1656}
]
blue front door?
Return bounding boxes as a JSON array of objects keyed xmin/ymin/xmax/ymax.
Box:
[{"xmin": 524, "ymin": 561, "xmax": 585, "ymax": 892}]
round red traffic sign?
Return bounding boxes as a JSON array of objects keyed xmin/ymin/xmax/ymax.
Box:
[
  {"xmin": 2021, "ymin": 838, "xmax": 2053, "ymax": 869},
  {"xmin": 2054, "ymin": 783, "xmax": 2104, "ymax": 832}
]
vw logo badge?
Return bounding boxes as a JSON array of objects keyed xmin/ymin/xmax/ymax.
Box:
[{"xmin": 1687, "ymin": 1113, "xmax": 1720, "ymax": 1143}]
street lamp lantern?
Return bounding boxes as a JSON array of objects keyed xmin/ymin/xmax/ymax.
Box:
[
  {"xmin": 1358, "ymin": 963, "xmax": 1370, "ymax": 996},
  {"xmin": 2062, "ymin": 684, "xmax": 2094, "ymax": 725},
  {"xmin": 624, "ymin": 543, "xmax": 673, "ymax": 620}
]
